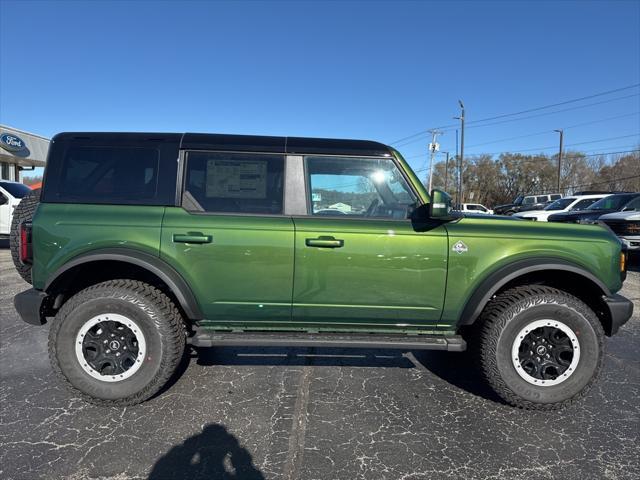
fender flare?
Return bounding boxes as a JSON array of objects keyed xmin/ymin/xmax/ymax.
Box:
[
  {"xmin": 457, "ymin": 257, "xmax": 611, "ymax": 326},
  {"xmin": 44, "ymin": 248, "xmax": 203, "ymax": 320}
]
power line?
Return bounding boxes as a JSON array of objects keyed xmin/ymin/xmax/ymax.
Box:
[
  {"xmin": 390, "ymin": 85, "xmax": 640, "ymax": 147},
  {"xmin": 412, "ymin": 149, "xmax": 639, "ymax": 171},
  {"xmin": 479, "ymin": 133, "xmax": 639, "ymax": 156},
  {"xmin": 465, "ymin": 111, "xmax": 640, "ymax": 150}
]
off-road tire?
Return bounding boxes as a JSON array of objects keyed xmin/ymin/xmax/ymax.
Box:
[
  {"xmin": 9, "ymin": 188, "xmax": 40, "ymax": 284},
  {"xmin": 478, "ymin": 285, "xmax": 604, "ymax": 410},
  {"xmin": 49, "ymin": 280, "xmax": 186, "ymax": 406}
]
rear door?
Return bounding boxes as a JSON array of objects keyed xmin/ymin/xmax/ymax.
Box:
[
  {"xmin": 160, "ymin": 150, "xmax": 295, "ymax": 324},
  {"xmin": 291, "ymin": 155, "xmax": 448, "ymax": 329}
]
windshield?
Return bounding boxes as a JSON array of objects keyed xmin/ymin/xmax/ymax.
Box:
[
  {"xmin": 544, "ymin": 198, "xmax": 575, "ymax": 210},
  {"xmin": 588, "ymin": 194, "xmax": 638, "ymax": 211},
  {"xmin": 622, "ymin": 196, "xmax": 640, "ymax": 211},
  {"xmin": 0, "ymin": 181, "xmax": 31, "ymax": 198}
]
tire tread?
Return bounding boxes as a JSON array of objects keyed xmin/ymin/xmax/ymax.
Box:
[{"xmin": 48, "ymin": 279, "xmax": 186, "ymax": 406}]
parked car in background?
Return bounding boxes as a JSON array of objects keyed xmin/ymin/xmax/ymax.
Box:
[
  {"xmin": 493, "ymin": 193, "xmax": 562, "ymax": 215},
  {"xmin": 548, "ymin": 192, "xmax": 640, "ymax": 224},
  {"xmin": 513, "ymin": 194, "xmax": 610, "ymax": 221},
  {"xmin": 0, "ymin": 180, "xmax": 32, "ymax": 237},
  {"xmin": 459, "ymin": 203, "xmax": 494, "ymax": 215},
  {"xmin": 599, "ymin": 196, "xmax": 640, "ymax": 251}
]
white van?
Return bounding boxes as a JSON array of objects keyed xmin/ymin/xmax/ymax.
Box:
[{"xmin": 0, "ymin": 181, "xmax": 32, "ymax": 236}]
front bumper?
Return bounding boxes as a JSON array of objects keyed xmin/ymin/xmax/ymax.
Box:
[
  {"xmin": 14, "ymin": 288, "xmax": 48, "ymax": 326},
  {"xmin": 604, "ymin": 294, "xmax": 634, "ymax": 336},
  {"xmin": 619, "ymin": 236, "xmax": 640, "ymax": 251}
]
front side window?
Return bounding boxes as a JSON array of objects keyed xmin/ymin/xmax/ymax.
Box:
[
  {"xmin": 523, "ymin": 197, "xmax": 536, "ymax": 205},
  {"xmin": 306, "ymin": 156, "xmax": 416, "ymax": 219},
  {"xmin": 183, "ymin": 151, "xmax": 284, "ymax": 215},
  {"xmin": 572, "ymin": 198, "xmax": 599, "ymax": 210},
  {"xmin": 545, "ymin": 198, "xmax": 574, "ymax": 210}
]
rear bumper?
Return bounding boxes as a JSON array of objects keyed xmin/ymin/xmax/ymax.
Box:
[
  {"xmin": 14, "ymin": 288, "xmax": 48, "ymax": 326},
  {"xmin": 604, "ymin": 293, "xmax": 634, "ymax": 336}
]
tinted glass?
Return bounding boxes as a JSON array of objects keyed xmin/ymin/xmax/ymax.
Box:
[
  {"xmin": 622, "ymin": 196, "xmax": 640, "ymax": 211},
  {"xmin": 536, "ymin": 196, "xmax": 548, "ymax": 203},
  {"xmin": 522, "ymin": 197, "xmax": 535, "ymax": 205},
  {"xmin": 306, "ymin": 156, "xmax": 416, "ymax": 219},
  {"xmin": 550, "ymin": 194, "xmax": 562, "ymax": 200},
  {"xmin": 53, "ymin": 147, "xmax": 159, "ymax": 204},
  {"xmin": 572, "ymin": 198, "xmax": 599, "ymax": 210},
  {"xmin": 545, "ymin": 198, "xmax": 574, "ymax": 210},
  {"xmin": 0, "ymin": 181, "xmax": 31, "ymax": 198},
  {"xmin": 588, "ymin": 194, "xmax": 638, "ymax": 210},
  {"xmin": 183, "ymin": 151, "xmax": 284, "ymax": 214}
]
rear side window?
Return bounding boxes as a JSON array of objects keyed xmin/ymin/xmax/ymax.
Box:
[
  {"xmin": 183, "ymin": 151, "xmax": 285, "ymax": 215},
  {"xmin": 41, "ymin": 135, "xmax": 180, "ymax": 205},
  {"xmin": 57, "ymin": 147, "xmax": 159, "ymax": 202}
]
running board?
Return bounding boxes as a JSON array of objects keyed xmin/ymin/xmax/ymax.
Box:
[{"xmin": 188, "ymin": 331, "xmax": 466, "ymax": 352}]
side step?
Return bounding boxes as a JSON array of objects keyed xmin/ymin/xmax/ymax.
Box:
[{"xmin": 189, "ymin": 331, "xmax": 466, "ymax": 352}]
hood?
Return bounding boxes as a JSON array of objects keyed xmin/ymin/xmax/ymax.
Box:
[
  {"xmin": 515, "ymin": 209, "xmax": 548, "ymax": 217},
  {"xmin": 547, "ymin": 209, "xmax": 614, "ymax": 223},
  {"xmin": 599, "ymin": 211, "xmax": 640, "ymax": 221}
]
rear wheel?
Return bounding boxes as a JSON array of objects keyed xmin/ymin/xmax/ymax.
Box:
[
  {"xmin": 49, "ymin": 280, "xmax": 186, "ymax": 406},
  {"xmin": 9, "ymin": 188, "xmax": 40, "ymax": 284},
  {"xmin": 478, "ymin": 285, "xmax": 604, "ymax": 410}
]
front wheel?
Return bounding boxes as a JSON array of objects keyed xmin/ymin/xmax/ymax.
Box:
[
  {"xmin": 478, "ymin": 285, "xmax": 604, "ymax": 410},
  {"xmin": 49, "ymin": 280, "xmax": 186, "ymax": 406}
]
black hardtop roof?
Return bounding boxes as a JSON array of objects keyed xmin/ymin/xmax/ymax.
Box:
[{"xmin": 52, "ymin": 132, "xmax": 393, "ymax": 157}]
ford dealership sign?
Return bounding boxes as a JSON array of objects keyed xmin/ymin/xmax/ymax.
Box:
[{"xmin": 0, "ymin": 133, "xmax": 29, "ymax": 156}]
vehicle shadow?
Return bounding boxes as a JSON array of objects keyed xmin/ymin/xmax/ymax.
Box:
[
  {"xmin": 409, "ymin": 350, "xmax": 505, "ymax": 404},
  {"xmin": 193, "ymin": 346, "xmax": 503, "ymax": 404},
  {"xmin": 148, "ymin": 423, "xmax": 264, "ymax": 480},
  {"xmin": 194, "ymin": 346, "xmax": 415, "ymax": 369}
]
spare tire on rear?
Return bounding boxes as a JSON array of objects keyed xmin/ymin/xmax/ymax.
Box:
[{"xmin": 10, "ymin": 188, "xmax": 40, "ymax": 284}]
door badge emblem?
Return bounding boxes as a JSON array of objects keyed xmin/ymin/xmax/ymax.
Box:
[{"xmin": 452, "ymin": 241, "xmax": 468, "ymax": 254}]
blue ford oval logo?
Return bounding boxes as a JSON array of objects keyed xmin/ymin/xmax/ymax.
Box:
[{"xmin": 0, "ymin": 133, "xmax": 28, "ymax": 153}]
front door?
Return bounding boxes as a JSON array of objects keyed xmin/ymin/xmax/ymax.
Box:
[
  {"xmin": 161, "ymin": 151, "xmax": 294, "ymax": 324},
  {"xmin": 292, "ymin": 155, "xmax": 448, "ymax": 329}
]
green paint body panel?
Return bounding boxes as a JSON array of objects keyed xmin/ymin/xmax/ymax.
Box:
[
  {"xmin": 29, "ymin": 148, "xmax": 625, "ymax": 336},
  {"xmin": 31, "ymin": 204, "xmax": 165, "ymax": 290},
  {"xmin": 291, "ymin": 217, "xmax": 448, "ymax": 327},
  {"xmin": 441, "ymin": 216, "xmax": 623, "ymax": 324},
  {"xmin": 160, "ymin": 207, "xmax": 295, "ymax": 322}
]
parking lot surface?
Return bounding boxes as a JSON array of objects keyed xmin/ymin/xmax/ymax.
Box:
[{"xmin": 1, "ymin": 248, "xmax": 639, "ymax": 480}]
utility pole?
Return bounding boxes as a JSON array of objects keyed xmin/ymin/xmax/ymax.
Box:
[
  {"xmin": 443, "ymin": 151, "xmax": 450, "ymax": 192},
  {"xmin": 554, "ymin": 129, "xmax": 564, "ymax": 193},
  {"xmin": 454, "ymin": 100, "xmax": 465, "ymax": 204},
  {"xmin": 427, "ymin": 130, "xmax": 442, "ymax": 192}
]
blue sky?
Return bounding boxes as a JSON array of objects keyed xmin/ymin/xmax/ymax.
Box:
[{"xmin": 1, "ymin": 0, "xmax": 639, "ymax": 177}]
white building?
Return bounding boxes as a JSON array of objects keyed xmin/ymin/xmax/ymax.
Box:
[{"xmin": 0, "ymin": 125, "xmax": 49, "ymax": 182}]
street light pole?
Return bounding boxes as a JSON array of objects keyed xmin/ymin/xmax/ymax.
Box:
[
  {"xmin": 443, "ymin": 151, "xmax": 450, "ymax": 192},
  {"xmin": 454, "ymin": 100, "xmax": 465, "ymax": 204},
  {"xmin": 554, "ymin": 129, "xmax": 564, "ymax": 193}
]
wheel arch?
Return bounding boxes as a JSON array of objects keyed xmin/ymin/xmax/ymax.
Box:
[
  {"xmin": 44, "ymin": 248, "xmax": 203, "ymax": 321},
  {"xmin": 458, "ymin": 258, "xmax": 615, "ymax": 335}
]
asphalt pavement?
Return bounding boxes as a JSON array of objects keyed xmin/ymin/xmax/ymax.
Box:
[{"xmin": 1, "ymin": 248, "xmax": 638, "ymax": 480}]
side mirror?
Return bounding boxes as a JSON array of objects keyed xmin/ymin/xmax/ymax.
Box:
[
  {"xmin": 428, "ymin": 189, "xmax": 453, "ymax": 219},
  {"xmin": 0, "ymin": 194, "xmax": 7, "ymax": 206}
]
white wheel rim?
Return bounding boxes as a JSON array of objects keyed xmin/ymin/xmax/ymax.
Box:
[
  {"xmin": 511, "ymin": 319, "xmax": 580, "ymax": 386},
  {"xmin": 75, "ymin": 313, "xmax": 146, "ymax": 382}
]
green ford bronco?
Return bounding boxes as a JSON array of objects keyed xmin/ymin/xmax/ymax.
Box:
[{"xmin": 11, "ymin": 132, "xmax": 633, "ymax": 409}]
